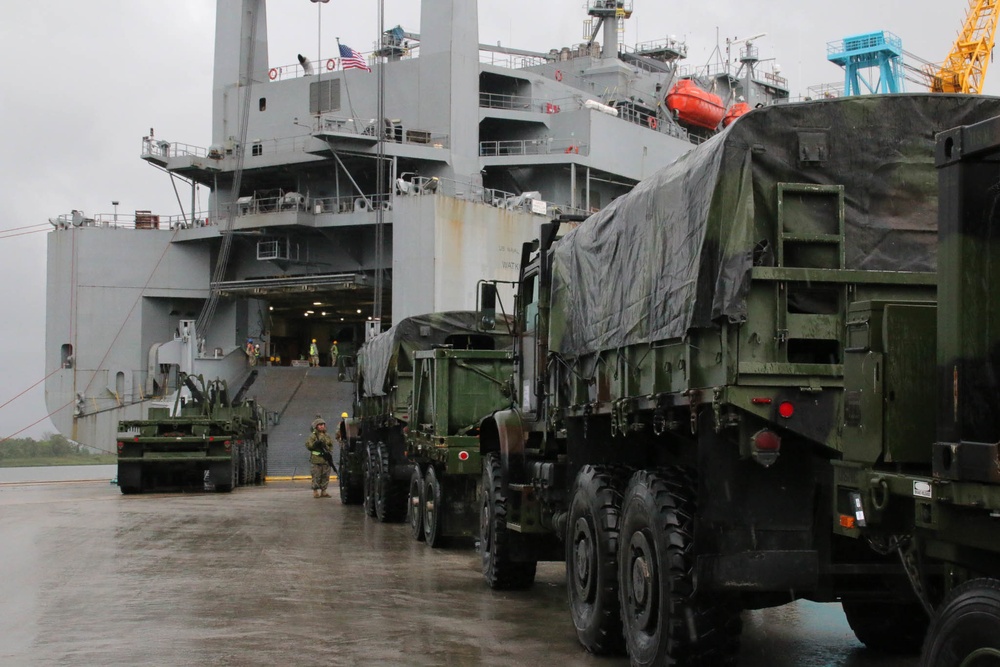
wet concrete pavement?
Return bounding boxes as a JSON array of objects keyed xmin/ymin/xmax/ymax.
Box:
[{"xmin": 0, "ymin": 479, "xmax": 920, "ymax": 666}]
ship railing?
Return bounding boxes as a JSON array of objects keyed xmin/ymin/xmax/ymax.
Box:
[
  {"xmin": 587, "ymin": 0, "xmax": 634, "ymax": 13},
  {"xmin": 52, "ymin": 211, "xmax": 214, "ymax": 230},
  {"xmin": 762, "ymin": 70, "xmax": 788, "ymax": 88},
  {"xmin": 267, "ymin": 48, "xmax": 376, "ymax": 82},
  {"xmin": 141, "ymin": 137, "xmax": 208, "ymax": 159},
  {"xmin": 479, "ymin": 138, "xmax": 589, "ymax": 157},
  {"xmin": 479, "ymin": 92, "xmax": 539, "ymax": 111},
  {"xmin": 625, "ymin": 37, "xmax": 689, "ymax": 60},
  {"xmin": 479, "ymin": 51, "xmax": 548, "ymax": 69},
  {"xmin": 316, "ymin": 114, "xmax": 450, "ymax": 148},
  {"xmin": 310, "ymin": 192, "xmax": 392, "ymax": 214},
  {"xmin": 679, "ymin": 61, "xmax": 734, "ymax": 81}
]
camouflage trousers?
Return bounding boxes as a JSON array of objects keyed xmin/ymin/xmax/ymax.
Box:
[{"xmin": 311, "ymin": 462, "xmax": 331, "ymax": 490}]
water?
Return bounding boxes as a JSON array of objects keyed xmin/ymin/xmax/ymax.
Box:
[{"xmin": 0, "ymin": 464, "xmax": 117, "ymax": 484}]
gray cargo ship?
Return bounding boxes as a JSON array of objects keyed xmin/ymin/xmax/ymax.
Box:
[{"xmin": 45, "ymin": 0, "xmax": 789, "ymax": 451}]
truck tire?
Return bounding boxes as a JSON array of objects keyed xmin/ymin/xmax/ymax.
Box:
[
  {"xmin": 118, "ymin": 463, "xmax": 143, "ymax": 494},
  {"xmin": 920, "ymin": 578, "xmax": 1000, "ymax": 667},
  {"xmin": 480, "ymin": 453, "xmax": 536, "ymax": 590},
  {"xmin": 375, "ymin": 441, "xmax": 406, "ymax": 522},
  {"xmin": 618, "ymin": 468, "xmax": 741, "ymax": 667},
  {"xmin": 211, "ymin": 459, "xmax": 235, "ymax": 492},
  {"xmin": 842, "ymin": 598, "xmax": 926, "ymax": 654},
  {"xmin": 423, "ymin": 465, "xmax": 444, "ymax": 547},
  {"xmin": 363, "ymin": 442, "xmax": 377, "ymax": 517},
  {"xmin": 567, "ymin": 465, "xmax": 627, "ymax": 655},
  {"xmin": 339, "ymin": 446, "xmax": 363, "ymax": 505},
  {"xmin": 409, "ymin": 465, "xmax": 425, "ymax": 540}
]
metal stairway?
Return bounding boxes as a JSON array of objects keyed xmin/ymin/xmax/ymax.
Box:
[{"xmin": 243, "ymin": 366, "xmax": 355, "ymax": 478}]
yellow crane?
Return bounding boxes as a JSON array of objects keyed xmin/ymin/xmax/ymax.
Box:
[{"xmin": 932, "ymin": 0, "xmax": 1000, "ymax": 93}]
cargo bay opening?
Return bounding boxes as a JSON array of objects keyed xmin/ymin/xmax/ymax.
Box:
[{"xmin": 214, "ymin": 273, "xmax": 389, "ymax": 369}]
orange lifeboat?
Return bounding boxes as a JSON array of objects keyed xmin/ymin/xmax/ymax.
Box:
[
  {"xmin": 722, "ymin": 101, "xmax": 751, "ymax": 128},
  {"xmin": 665, "ymin": 80, "xmax": 725, "ymax": 130}
]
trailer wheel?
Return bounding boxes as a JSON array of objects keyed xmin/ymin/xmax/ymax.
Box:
[
  {"xmin": 921, "ymin": 578, "xmax": 1000, "ymax": 667},
  {"xmin": 567, "ymin": 465, "xmax": 627, "ymax": 655},
  {"xmin": 408, "ymin": 465, "xmax": 425, "ymax": 540},
  {"xmin": 339, "ymin": 445, "xmax": 363, "ymax": 505},
  {"xmin": 362, "ymin": 442, "xmax": 377, "ymax": 517},
  {"xmin": 423, "ymin": 465, "xmax": 444, "ymax": 547},
  {"xmin": 618, "ymin": 468, "xmax": 741, "ymax": 667},
  {"xmin": 118, "ymin": 464, "xmax": 143, "ymax": 494},
  {"xmin": 842, "ymin": 598, "xmax": 926, "ymax": 654},
  {"xmin": 480, "ymin": 453, "xmax": 536, "ymax": 589}
]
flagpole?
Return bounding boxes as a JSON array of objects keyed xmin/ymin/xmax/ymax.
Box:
[{"xmin": 316, "ymin": 1, "xmax": 321, "ymax": 124}]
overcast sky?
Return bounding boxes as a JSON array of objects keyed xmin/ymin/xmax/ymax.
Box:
[{"xmin": 0, "ymin": 0, "xmax": 989, "ymax": 441}]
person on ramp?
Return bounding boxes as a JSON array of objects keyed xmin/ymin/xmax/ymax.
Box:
[{"xmin": 305, "ymin": 416, "xmax": 334, "ymax": 498}]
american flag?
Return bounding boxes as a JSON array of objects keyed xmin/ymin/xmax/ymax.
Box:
[{"xmin": 339, "ymin": 44, "xmax": 371, "ymax": 72}]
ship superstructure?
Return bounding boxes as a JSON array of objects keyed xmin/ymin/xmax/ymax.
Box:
[{"xmin": 45, "ymin": 0, "xmax": 789, "ymax": 447}]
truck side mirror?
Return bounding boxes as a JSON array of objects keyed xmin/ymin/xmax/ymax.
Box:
[{"xmin": 479, "ymin": 282, "xmax": 497, "ymax": 330}]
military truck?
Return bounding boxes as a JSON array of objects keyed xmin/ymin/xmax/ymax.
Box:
[
  {"xmin": 406, "ymin": 324, "xmax": 514, "ymax": 546},
  {"xmin": 351, "ymin": 312, "xmax": 512, "ymax": 524},
  {"xmin": 830, "ymin": 113, "xmax": 1000, "ymax": 667},
  {"xmin": 116, "ymin": 371, "xmax": 268, "ymax": 493},
  {"xmin": 473, "ymin": 95, "xmax": 1000, "ymax": 665}
]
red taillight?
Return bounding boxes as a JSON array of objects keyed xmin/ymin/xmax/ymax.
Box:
[
  {"xmin": 208, "ymin": 436, "xmax": 214, "ymax": 442},
  {"xmin": 751, "ymin": 397, "xmax": 772, "ymax": 405},
  {"xmin": 224, "ymin": 440, "xmax": 231, "ymax": 451},
  {"xmin": 753, "ymin": 430, "xmax": 781, "ymax": 451},
  {"xmin": 750, "ymin": 429, "xmax": 781, "ymax": 468},
  {"xmin": 133, "ymin": 436, "xmax": 140, "ymax": 442},
  {"xmin": 458, "ymin": 451, "xmax": 470, "ymax": 461},
  {"xmin": 117, "ymin": 441, "xmax": 124, "ymax": 450},
  {"xmin": 778, "ymin": 401, "xmax": 795, "ymax": 419}
]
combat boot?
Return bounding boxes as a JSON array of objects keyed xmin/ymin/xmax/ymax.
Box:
[
  {"xmin": 313, "ymin": 489, "xmax": 320, "ymax": 498},
  {"xmin": 320, "ymin": 490, "xmax": 331, "ymax": 498}
]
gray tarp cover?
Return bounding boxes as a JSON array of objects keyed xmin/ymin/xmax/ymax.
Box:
[
  {"xmin": 550, "ymin": 94, "xmax": 1000, "ymax": 358},
  {"xmin": 358, "ymin": 311, "xmax": 489, "ymax": 397}
]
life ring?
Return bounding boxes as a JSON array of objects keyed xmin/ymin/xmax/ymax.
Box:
[
  {"xmin": 648, "ymin": 116, "xmax": 658, "ymax": 130},
  {"xmin": 555, "ymin": 69, "xmax": 563, "ymax": 82},
  {"xmin": 326, "ymin": 58, "xmax": 337, "ymax": 71},
  {"xmin": 564, "ymin": 145, "xmax": 579, "ymax": 154},
  {"xmin": 268, "ymin": 68, "xmax": 278, "ymax": 81}
]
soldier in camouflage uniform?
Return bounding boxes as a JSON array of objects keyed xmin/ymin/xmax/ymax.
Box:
[{"xmin": 305, "ymin": 417, "xmax": 334, "ymax": 498}]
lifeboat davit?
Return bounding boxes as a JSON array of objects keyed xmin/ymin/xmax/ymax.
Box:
[
  {"xmin": 723, "ymin": 101, "xmax": 751, "ymax": 128},
  {"xmin": 665, "ymin": 80, "xmax": 725, "ymax": 130}
]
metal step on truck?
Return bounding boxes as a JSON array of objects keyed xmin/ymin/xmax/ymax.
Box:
[
  {"xmin": 116, "ymin": 371, "xmax": 268, "ymax": 494},
  {"xmin": 472, "ymin": 94, "xmax": 1000, "ymax": 666}
]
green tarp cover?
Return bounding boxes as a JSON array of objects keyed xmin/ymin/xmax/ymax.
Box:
[
  {"xmin": 550, "ymin": 94, "xmax": 1000, "ymax": 358},
  {"xmin": 357, "ymin": 311, "xmax": 493, "ymax": 397}
]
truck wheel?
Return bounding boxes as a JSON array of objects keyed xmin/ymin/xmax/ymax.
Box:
[
  {"xmin": 375, "ymin": 442, "xmax": 406, "ymax": 522},
  {"xmin": 480, "ymin": 453, "xmax": 536, "ymax": 590},
  {"xmin": 118, "ymin": 464, "xmax": 143, "ymax": 494},
  {"xmin": 423, "ymin": 465, "xmax": 444, "ymax": 547},
  {"xmin": 408, "ymin": 465, "xmax": 425, "ymax": 540},
  {"xmin": 567, "ymin": 465, "xmax": 627, "ymax": 655},
  {"xmin": 362, "ymin": 443, "xmax": 377, "ymax": 517},
  {"xmin": 618, "ymin": 468, "xmax": 741, "ymax": 667},
  {"xmin": 921, "ymin": 578, "xmax": 1000, "ymax": 667},
  {"xmin": 339, "ymin": 446, "xmax": 363, "ymax": 505},
  {"xmin": 842, "ymin": 598, "xmax": 926, "ymax": 654}
]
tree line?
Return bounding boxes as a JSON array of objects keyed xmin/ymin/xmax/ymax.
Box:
[{"xmin": 0, "ymin": 434, "xmax": 111, "ymax": 461}]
